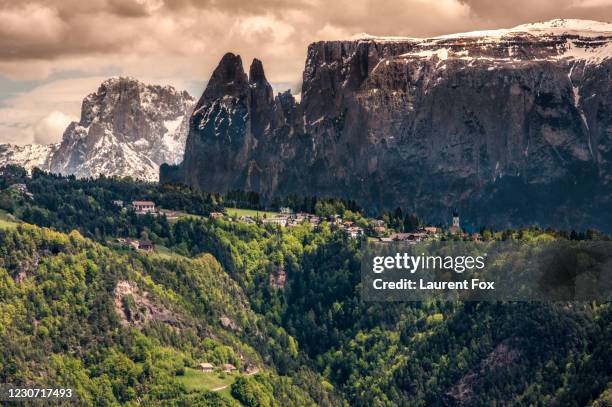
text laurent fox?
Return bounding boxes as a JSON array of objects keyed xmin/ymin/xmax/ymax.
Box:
[{"xmin": 372, "ymin": 279, "xmax": 495, "ymax": 290}]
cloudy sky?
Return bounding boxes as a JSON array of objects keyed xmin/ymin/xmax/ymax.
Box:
[{"xmin": 1, "ymin": 0, "xmax": 611, "ymax": 145}]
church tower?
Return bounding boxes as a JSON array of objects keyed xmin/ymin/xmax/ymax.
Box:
[
  {"xmin": 449, "ymin": 211, "xmax": 461, "ymax": 235},
  {"xmin": 452, "ymin": 211, "xmax": 460, "ymax": 228}
]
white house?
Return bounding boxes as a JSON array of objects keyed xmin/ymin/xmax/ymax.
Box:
[
  {"xmin": 199, "ymin": 362, "xmax": 214, "ymax": 373},
  {"xmin": 263, "ymin": 215, "xmax": 289, "ymax": 227},
  {"xmin": 346, "ymin": 226, "xmax": 364, "ymax": 239},
  {"xmin": 132, "ymin": 201, "xmax": 156, "ymax": 213}
]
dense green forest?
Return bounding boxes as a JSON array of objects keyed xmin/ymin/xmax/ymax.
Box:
[
  {"xmin": 0, "ymin": 225, "xmax": 338, "ymax": 406},
  {"xmin": 0, "ymin": 167, "xmax": 610, "ymax": 406}
]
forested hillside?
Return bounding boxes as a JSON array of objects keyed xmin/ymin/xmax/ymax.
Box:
[
  {"xmin": 0, "ymin": 168, "xmax": 610, "ymax": 406},
  {"xmin": 0, "ymin": 225, "xmax": 338, "ymax": 405}
]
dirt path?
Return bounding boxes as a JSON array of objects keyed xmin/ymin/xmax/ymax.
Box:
[{"xmin": 245, "ymin": 368, "xmax": 259, "ymax": 376}]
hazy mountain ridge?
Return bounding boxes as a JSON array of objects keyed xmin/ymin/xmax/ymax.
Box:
[
  {"xmin": 0, "ymin": 77, "xmax": 194, "ymax": 181},
  {"xmin": 165, "ymin": 19, "xmax": 612, "ymax": 231}
]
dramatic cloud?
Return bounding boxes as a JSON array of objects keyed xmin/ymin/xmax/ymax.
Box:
[
  {"xmin": 31, "ymin": 111, "xmax": 76, "ymax": 144},
  {"xmin": 458, "ymin": 0, "xmax": 612, "ymax": 23},
  {"xmin": 0, "ymin": 0, "xmax": 610, "ymax": 144},
  {"xmin": 0, "ymin": 77, "xmax": 103, "ymax": 144}
]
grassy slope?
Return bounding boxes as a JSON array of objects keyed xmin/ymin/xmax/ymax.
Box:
[
  {"xmin": 224, "ymin": 207, "xmax": 280, "ymax": 219},
  {"xmin": 154, "ymin": 244, "xmax": 187, "ymax": 260},
  {"xmin": 164, "ymin": 209, "xmax": 205, "ymax": 221},
  {"xmin": 175, "ymin": 367, "xmax": 236, "ymax": 391}
]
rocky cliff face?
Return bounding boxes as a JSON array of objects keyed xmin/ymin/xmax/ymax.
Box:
[
  {"xmin": 0, "ymin": 77, "xmax": 194, "ymax": 181},
  {"xmin": 49, "ymin": 77, "xmax": 195, "ymax": 181},
  {"xmin": 163, "ymin": 19, "xmax": 612, "ymax": 231}
]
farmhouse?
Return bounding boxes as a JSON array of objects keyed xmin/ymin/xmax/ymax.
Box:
[
  {"xmin": 138, "ymin": 239, "xmax": 155, "ymax": 252},
  {"xmin": 199, "ymin": 362, "xmax": 214, "ymax": 373},
  {"xmin": 132, "ymin": 201, "xmax": 156, "ymax": 214},
  {"xmin": 407, "ymin": 232, "xmax": 428, "ymax": 241},
  {"xmin": 263, "ymin": 215, "xmax": 289, "ymax": 227},
  {"xmin": 385, "ymin": 233, "xmax": 427, "ymax": 242},
  {"xmin": 289, "ymin": 213, "xmax": 308, "ymax": 225},
  {"xmin": 222, "ymin": 363, "xmax": 237, "ymax": 373},
  {"xmin": 346, "ymin": 226, "xmax": 364, "ymax": 239},
  {"xmin": 288, "ymin": 212, "xmax": 322, "ymax": 227},
  {"xmin": 388, "ymin": 233, "xmax": 411, "ymax": 241}
]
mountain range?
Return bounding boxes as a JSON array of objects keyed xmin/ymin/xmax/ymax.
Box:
[
  {"xmin": 0, "ymin": 77, "xmax": 194, "ymax": 181},
  {"xmin": 162, "ymin": 19, "xmax": 612, "ymax": 231},
  {"xmin": 1, "ymin": 19, "xmax": 611, "ymax": 230}
]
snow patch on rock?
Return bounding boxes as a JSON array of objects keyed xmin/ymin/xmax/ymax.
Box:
[{"xmin": 0, "ymin": 143, "xmax": 58, "ymax": 173}]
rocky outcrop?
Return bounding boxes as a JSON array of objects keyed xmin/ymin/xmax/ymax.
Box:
[
  {"xmin": 449, "ymin": 342, "xmax": 522, "ymax": 405},
  {"xmin": 114, "ymin": 280, "xmax": 185, "ymax": 328},
  {"xmin": 163, "ymin": 19, "xmax": 612, "ymax": 231}
]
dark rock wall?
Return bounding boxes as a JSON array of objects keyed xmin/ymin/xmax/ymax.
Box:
[{"xmin": 166, "ymin": 35, "xmax": 612, "ymax": 231}]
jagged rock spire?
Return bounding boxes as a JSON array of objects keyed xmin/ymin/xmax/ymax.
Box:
[
  {"xmin": 197, "ymin": 53, "xmax": 249, "ymax": 108},
  {"xmin": 249, "ymin": 58, "xmax": 273, "ymax": 106},
  {"xmin": 249, "ymin": 58, "xmax": 266, "ymax": 83}
]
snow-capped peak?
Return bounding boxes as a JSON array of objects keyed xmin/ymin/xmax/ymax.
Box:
[
  {"xmin": 437, "ymin": 18, "xmax": 611, "ymax": 40},
  {"xmin": 49, "ymin": 77, "xmax": 195, "ymax": 181},
  {"xmin": 0, "ymin": 77, "xmax": 195, "ymax": 182},
  {"xmin": 352, "ymin": 19, "xmax": 611, "ymax": 42},
  {"xmin": 352, "ymin": 19, "xmax": 612, "ymax": 66},
  {"xmin": 512, "ymin": 18, "xmax": 611, "ymax": 34}
]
